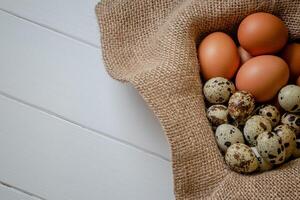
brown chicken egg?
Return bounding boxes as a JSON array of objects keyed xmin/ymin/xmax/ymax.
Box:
[
  {"xmin": 297, "ymin": 76, "xmax": 300, "ymax": 86},
  {"xmin": 198, "ymin": 32, "xmax": 240, "ymax": 80},
  {"xmin": 235, "ymin": 55, "xmax": 289, "ymax": 102},
  {"xmin": 238, "ymin": 12, "xmax": 288, "ymax": 56},
  {"xmin": 238, "ymin": 46, "xmax": 252, "ymax": 64},
  {"xmin": 281, "ymin": 43, "xmax": 300, "ymax": 80}
]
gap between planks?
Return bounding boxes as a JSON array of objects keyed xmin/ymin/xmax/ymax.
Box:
[
  {"xmin": 0, "ymin": 181, "xmax": 46, "ymax": 200},
  {"xmin": 0, "ymin": 8, "xmax": 99, "ymax": 49},
  {"xmin": 0, "ymin": 9, "xmax": 171, "ymax": 162},
  {"xmin": 0, "ymin": 90, "xmax": 170, "ymax": 162}
]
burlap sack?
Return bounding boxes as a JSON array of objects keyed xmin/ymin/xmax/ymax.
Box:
[{"xmin": 95, "ymin": 1, "xmax": 300, "ymax": 199}]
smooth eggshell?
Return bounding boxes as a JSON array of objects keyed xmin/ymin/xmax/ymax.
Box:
[
  {"xmin": 198, "ymin": 32, "xmax": 240, "ymax": 80},
  {"xmin": 238, "ymin": 46, "xmax": 252, "ymax": 64},
  {"xmin": 281, "ymin": 43, "xmax": 300, "ymax": 80},
  {"xmin": 297, "ymin": 76, "xmax": 300, "ymax": 86},
  {"xmin": 238, "ymin": 12, "xmax": 288, "ymax": 56},
  {"xmin": 235, "ymin": 55, "xmax": 289, "ymax": 102}
]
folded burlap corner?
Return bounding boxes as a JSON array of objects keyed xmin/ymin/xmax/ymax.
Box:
[{"xmin": 95, "ymin": 0, "xmax": 300, "ymax": 199}]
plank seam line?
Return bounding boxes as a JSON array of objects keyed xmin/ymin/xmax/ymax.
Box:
[
  {"xmin": 0, "ymin": 91, "xmax": 171, "ymax": 162},
  {"xmin": 0, "ymin": 8, "xmax": 100, "ymax": 49},
  {"xmin": 0, "ymin": 180, "xmax": 47, "ymax": 200}
]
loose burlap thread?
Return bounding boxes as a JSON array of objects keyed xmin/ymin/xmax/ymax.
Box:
[{"xmin": 95, "ymin": 0, "xmax": 300, "ymax": 199}]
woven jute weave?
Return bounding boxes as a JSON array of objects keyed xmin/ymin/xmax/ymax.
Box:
[{"xmin": 95, "ymin": 1, "xmax": 300, "ymax": 199}]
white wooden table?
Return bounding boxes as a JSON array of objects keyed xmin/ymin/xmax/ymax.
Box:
[{"xmin": 0, "ymin": 1, "xmax": 174, "ymax": 199}]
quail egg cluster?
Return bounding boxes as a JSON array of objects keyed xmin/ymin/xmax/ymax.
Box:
[{"xmin": 204, "ymin": 77, "xmax": 300, "ymax": 174}]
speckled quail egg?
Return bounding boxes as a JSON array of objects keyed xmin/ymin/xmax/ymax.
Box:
[
  {"xmin": 293, "ymin": 139, "xmax": 300, "ymax": 158},
  {"xmin": 281, "ymin": 113, "xmax": 300, "ymax": 136},
  {"xmin": 251, "ymin": 147, "xmax": 273, "ymax": 172},
  {"xmin": 278, "ymin": 85, "xmax": 300, "ymax": 112},
  {"xmin": 274, "ymin": 124, "xmax": 296, "ymax": 160},
  {"xmin": 225, "ymin": 143, "xmax": 259, "ymax": 173},
  {"xmin": 228, "ymin": 91, "xmax": 255, "ymax": 122},
  {"xmin": 203, "ymin": 77, "xmax": 235, "ymax": 104},
  {"xmin": 207, "ymin": 105, "xmax": 228, "ymax": 127},
  {"xmin": 243, "ymin": 115, "xmax": 272, "ymax": 146},
  {"xmin": 257, "ymin": 131, "xmax": 285, "ymax": 165},
  {"xmin": 258, "ymin": 105, "xmax": 280, "ymax": 127},
  {"xmin": 215, "ymin": 124, "xmax": 245, "ymax": 152}
]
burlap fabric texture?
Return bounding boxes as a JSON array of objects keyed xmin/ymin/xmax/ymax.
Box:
[{"xmin": 96, "ymin": 0, "xmax": 300, "ymax": 199}]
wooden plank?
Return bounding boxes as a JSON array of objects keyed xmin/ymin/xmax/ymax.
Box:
[
  {"xmin": 0, "ymin": 94, "xmax": 174, "ymax": 200},
  {"xmin": 0, "ymin": 10, "xmax": 170, "ymax": 159},
  {"xmin": 0, "ymin": 184, "xmax": 41, "ymax": 200},
  {"xmin": 0, "ymin": 0, "xmax": 100, "ymax": 46}
]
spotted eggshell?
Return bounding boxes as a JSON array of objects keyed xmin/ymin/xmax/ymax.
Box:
[
  {"xmin": 251, "ymin": 147, "xmax": 273, "ymax": 172},
  {"xmin": 278, "ymin": 85, "xmax": 300, "ymax": 113},
  {"xmin": 228, "ymin": 91, "xmax": 255, "ymax": 122},
  {"xmin": 281, "ymin": 113, "xmax": 300, "ymax": 137},
  {"xmin": 203, "ymin": 77, "xmax": 235, "ymax": 104},
  {"xmin": 207, "ymin": 105, "xmax": 228, "ymax": 127},
  {"xmin": 257, "ymin": 131, "xmax": 285, "ymax": 165},
  {"xmin": 215, "ymin": 124, "xmax": 244, "ymax": 152},
  {"xmin": 293, "ymin": 139, "xmax": 300, "ymax": 158},
  {"xmin": 258, "ymin": 105, "xmax": 280, "ymax": 127},
  {"xmin": 243, "ymin": 115, "xmax": 272, "ymax": 146},
  {"xmin": 274, "ymin": 124, "xmax": 297, "ymax": 160},
  {"xmin": 225, "ymin": 143, "xmax": 258, "ymax": 173}
]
